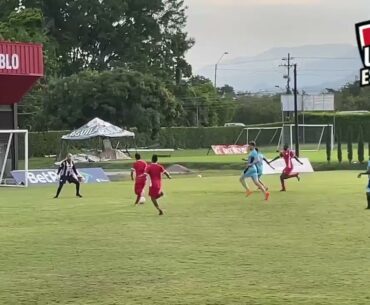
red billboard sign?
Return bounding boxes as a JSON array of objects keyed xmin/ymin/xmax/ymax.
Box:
[
  {"xmin": 0, "ymin": 41, "xmax": 44, "ymax": 105},
  {"xmin": 211, "ymin": 145, "xmax": 249, "ymax": 155}
]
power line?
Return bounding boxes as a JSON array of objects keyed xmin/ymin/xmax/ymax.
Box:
[{"xmin": 218, "ymin": 68, "xmax": 281, "ymax": 73}]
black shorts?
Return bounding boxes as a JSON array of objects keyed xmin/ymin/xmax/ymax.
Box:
[{"xmin": 60, "ymin": 175, "xmax": 79, "ymax": 184}]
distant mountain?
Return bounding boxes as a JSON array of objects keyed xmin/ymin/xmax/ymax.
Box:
[{"xmin": 197, "ymin": 44, "xmax": 362, "ymax": 93}]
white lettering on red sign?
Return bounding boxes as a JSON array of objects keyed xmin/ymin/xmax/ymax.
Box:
[{"xmin": 0, "ymin": 54, "xmax": 20, "ymax": 70}]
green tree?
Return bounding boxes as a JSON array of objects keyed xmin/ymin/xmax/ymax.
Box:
[
  {"xmin": 337, "ymin": 129, "xmax": 342, "ymax": 163},
  {"xmin": 0, "ymin": 0, "xmax": 20, "ymax": 21},
  {"xmin": 0, "ymin": 8, "xmax": 58, "ymax": 73},
  {"xmin": 232, "ymin": 95, "xmax": 281, "ymax": 125},
  {"xmin": 358, "ymin": 127, "xmax": 365, "ymax": 163},
  {"xmin": 176, "ymin": 76, "xmax": 236, "ymax": 127},
  {"xmin": 22, "ymin": 0, "xmax": 194, "ymax": 81},
  {"xmin": 0, "ymin": 8, "xmax": 60, "ymax": 129},
  {"xmin": 347, "ymin": 127, "xmax": 353, "ymax": 163},
  {"xmin": 38, "ymin": 69, "xmax": 182, "ymax": 136},
  {"xmin": 218, "ymin": 84, "xmax": 236, "ymax": 98}
]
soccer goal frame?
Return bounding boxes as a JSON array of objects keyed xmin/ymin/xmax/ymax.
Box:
[
  {"xmin": 283, "ymin": 124, "xmax": 334, "ymax": 152},
  {"xmin": 234, "ymin": 127, "xmax": 283, "ymax": 151},
  {"xmin": 0, "ymin": 129, "xmax": 29, "ymax": 187}
]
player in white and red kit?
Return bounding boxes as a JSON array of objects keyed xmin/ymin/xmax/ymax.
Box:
[
  {"xmin": 145, "ymin": 154, "xmax": 171, "ymax": 215},
  {"xmin": 269, "ymin": 144, "xmax": 303, "ymax": 192},
  {"xmin": 131, "ymin": 153, "xmax": 147, "ymax": 205}
]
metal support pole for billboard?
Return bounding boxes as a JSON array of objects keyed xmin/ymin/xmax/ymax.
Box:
[
  {"xmin": 0, "ymin": 133, "xmax": 13, "ymax": 184},
  {"xmin": 11, "ymin": 104, "xmax": 18, "ymax": 170},
  {"xmin": 293, "ymin": 64, "xmax": 299, "ymax": 157}
]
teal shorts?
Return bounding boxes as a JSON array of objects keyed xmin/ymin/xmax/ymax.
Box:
[
  {"xmin": 257, "ymin": 167, "xmax": 263, "ymax": 178},
  {"xmin": 242, "ymin": 166, "xmax": 258, "ymax": 179}
]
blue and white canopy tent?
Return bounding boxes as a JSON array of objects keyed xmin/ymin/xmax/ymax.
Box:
[
  {"xmin": 59, "ymin": 118, "xmax": 135, "ymax": 161},
  {"xmin": 62, "ymin": 118, "xmax": 135, "ymax": 141}
]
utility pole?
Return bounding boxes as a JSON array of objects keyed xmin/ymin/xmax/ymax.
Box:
[
  {"xmin": 293, "ymin": 64, "xmax": 299, "ymax": 157},
  {"xmin": 279, "ymin": 53, "xmax": 293, "ymax": 94}
]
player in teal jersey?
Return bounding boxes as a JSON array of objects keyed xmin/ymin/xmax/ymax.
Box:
[
  {"xmin": 240, "ymin": 141, "xmax": 270, "ymax": 201},
  {"xmin": 358, "ymin": 159, "xmax": 370, "ymax": 209},
  {"xmin": 255, "ymin": 148, "xmax": 275, "ymax": 191}
]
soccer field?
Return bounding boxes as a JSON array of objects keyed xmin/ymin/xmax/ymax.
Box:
[{"xmin": 1, "ymin": 172, "xmax": 370, "ymax": 305}]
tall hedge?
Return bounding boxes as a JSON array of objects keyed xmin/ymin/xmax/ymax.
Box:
[
  {"xmin": 29, "ymin": 131, "xmax": 68, "ymax": 157},
  {"xmin": 358, "ymin": 127, "xmax": 365, "ymax": 163},
  {"xmin": 337, "ymin": 129, "xmax": 342, "ymax": 163},
  {"xmin": 159, "ymin": 127, "xmax": 244, "ymax": 149},
  {"xmin": 347, "ymin": 127, "xmax": 353, "ymax": 164},
  {"xmin": 326, "ymin": 125, "xmax": 331, "ymax": 162},
  {"xmin": 299, "ymin": 112, "xmax": 370, "ymax": 140}
]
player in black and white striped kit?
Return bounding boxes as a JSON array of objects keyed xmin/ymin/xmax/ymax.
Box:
[{"xmin": 54, "ymin": 153, "xmax": 83, "ymax": 198}]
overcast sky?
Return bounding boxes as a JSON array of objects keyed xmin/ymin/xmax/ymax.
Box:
[{"xmin": 185, "ymin": 0, "xmax": 370, "ymax": 72}]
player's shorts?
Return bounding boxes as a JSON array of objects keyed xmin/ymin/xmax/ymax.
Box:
[
  {"xmin": 283, "ymin": 167, "xmax": 294, "ymax": 175},
  {"xmin": 135, "ymin": 179, "xmax": 146, "ymax": 196},
  {"xmin": 60, "ymin": 175, "xmax": 79, "ymax": 184},
  {"xmin": 242, "ymin": 166, "xmax": 258, "ymax": 179},
  {"xmin": 256, "ymin": 167, "xmax": 263, "ymax": 178},
  {"xmin": 149, "ymin": 186, "xmax": 163, "ymax": 200}
]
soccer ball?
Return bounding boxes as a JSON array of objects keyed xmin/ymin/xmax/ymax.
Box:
[{"xmin": 139, "ymin": 197, "xmax": 146, "ymax": 204}]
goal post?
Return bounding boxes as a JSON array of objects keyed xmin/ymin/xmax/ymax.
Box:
[
  {"xmin": 0, "ymin": 129, "xmax": 29, "ymax": 187},
  {"xmin": 234, "ymin": 127, "xmax": 283, "ymax": 151},
  {"xmin": 234, "ymin": 124, "xmax": 334, "ymax": 152},
  {"xmin": 283, "ymin": 124, "xmax": 334, "ymax": 152}
]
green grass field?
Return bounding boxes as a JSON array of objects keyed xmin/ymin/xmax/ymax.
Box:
[{"xmin": 1, "ymin": 171, "xmax": 370, "ymax": 304}]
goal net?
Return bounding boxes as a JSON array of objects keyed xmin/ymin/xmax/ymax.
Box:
[
  {"xmin": 234, "ymin": 127, "xmax": 283, "ymax": 151},
  {"xmin": 282, "ymin": 124, "xmax": 334, "ymax": 152},
  {"xmin": 234, "ymin": 124, "xmax": 334, "ymax": 152},
  {"xmin": 0, "ymin": 130, "xmax": 29, "ymax": 187}
]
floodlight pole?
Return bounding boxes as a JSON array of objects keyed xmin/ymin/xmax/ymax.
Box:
[
  {"xmin": 293, "ymin": 64, "xmax": 299, "ymax": 157},
  {"xmin": 214, "ymin": 52, "xmax": 228, "ymax": 88}
]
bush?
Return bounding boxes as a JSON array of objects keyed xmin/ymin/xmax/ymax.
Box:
[
  {"xmin": 347, "ymin": 127, "xmax": 353, "ymax": 163},
  {"xmin": 159, "ymin": 127, "xmax": 244, "ymax": 149},
  {"xmin": 337, "ymin": 129, "xmax": 342, "ymax": 163},
  {"xmin": 29, "ymin": 131, "xmax": 68, "ymax": 157},
  {"xmin": 358, "ymin": 127, "xmax": 365, "ymax": 163}
]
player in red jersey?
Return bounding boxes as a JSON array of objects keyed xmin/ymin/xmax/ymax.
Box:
[
  {"xmin": 145, "ymin": 154, "xmax": 172, "ymax": 215},
  {"xmin": 131, "ymin": 153, "xmax": 147, "ymax": 205},
  {"xmin": 269, "ymin": 144, "xmax": 303, "ymax": 192}
]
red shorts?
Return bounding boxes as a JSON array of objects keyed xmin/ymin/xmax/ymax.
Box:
[
  {"xmin": 149, "ymin": 186, "xmax": 163, "ymax": 200},
  {"xmin": 283, "ymin": 167, "xmax": 293, "ymax": 175},
  {"xmin": 134, "ymin": 177, "xmax": 146, "ymax": 196}
]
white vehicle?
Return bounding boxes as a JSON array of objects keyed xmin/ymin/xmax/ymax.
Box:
[{"xmin": 224, "ymin": 123, "xmax": 246, "ymax": 127}]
